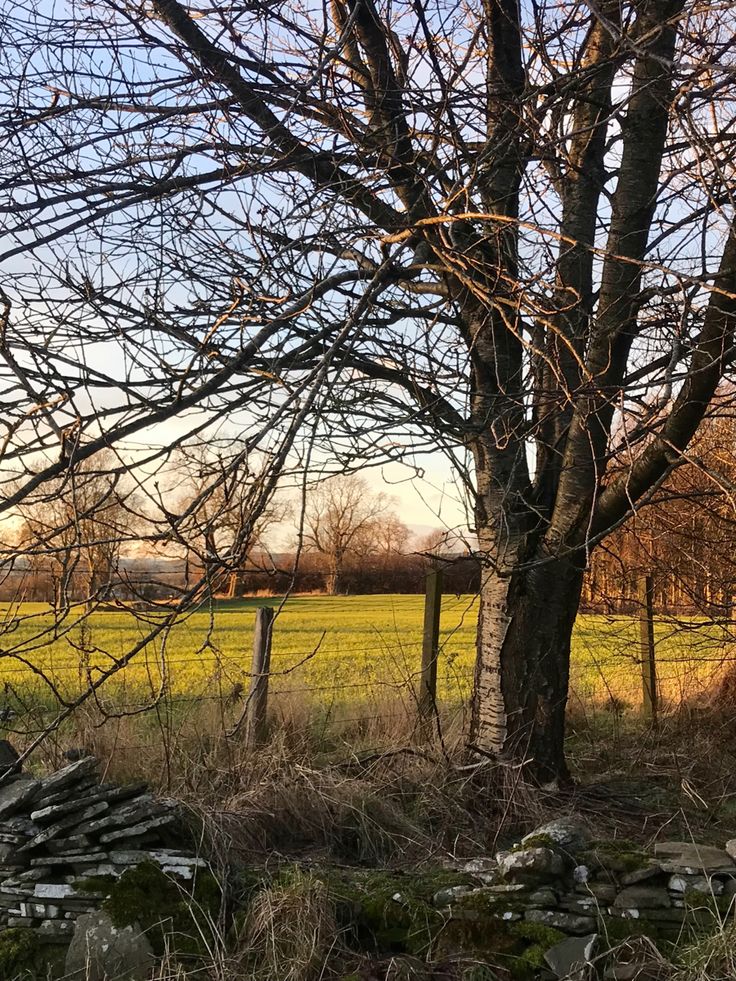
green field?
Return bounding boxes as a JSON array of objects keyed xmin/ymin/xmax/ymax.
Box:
[{"xmin": 0, "ymin": 596, "xmax": 732, "ymax": 718}]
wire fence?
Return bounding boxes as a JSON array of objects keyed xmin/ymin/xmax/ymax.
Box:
[{"xmin": 1, "ymin": 575, "xmax": 736, "ymax": 747}]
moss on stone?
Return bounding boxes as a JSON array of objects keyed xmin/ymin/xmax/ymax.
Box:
[
  {"xmin": 355, "ymin": 868, "xmax": 477, "ymax": 903},
  {"xmin": 508, "ymin": 920, "xmax": 565, "ymax": 947},
  {"xmin": 601, "ymin": 913, "xmax": 662, "ymax": 945},
  {"xmin": 291, "ymin": 868, "xmax": 442, "ymax": 956},
  {"xmin": 453, "ymin": 890, "xmax": 528, "ymax": 917},
  {"xmin": 74, "ymin": 873, "xmax": 116, "ymax": 894},
  {"xmin": 582, "ymin": 839, "xmax": 649, "ymax": 874},
  {"xmin": 351, "ymin": 876, "xmax": 441, "ymax": 955},
  {"xmin": 409, "ymin": 869, "xmax": 479, "ymax": 897},
  {"xmin": 83, "ymin": 860, "xmax": 222, "ymax": 959},
  {"xmin": 513, "ymin": 942, "xmax": 547, "ymax": 976},
  {"xmin": 308, "ymin": 865, "xmax": 549, "ymax": 966},
  {"xmin": 229, "ymin": 861, "xmax": 658, "ymax": 980},
  {"xmin": 510, "ymin": 835, "xmax": 555, "ymax": 852},
  {"xmin": 438, "ymin": 915, "xmax": 520, "ymax": 962},
  {"xmin": 0, "ymin": 928, "xmax": 66, "ymax": 979}
]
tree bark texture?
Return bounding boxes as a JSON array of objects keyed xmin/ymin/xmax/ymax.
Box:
[{"xmin": 470, "ymin": 549, "xmax": 584, "ymax": 787}]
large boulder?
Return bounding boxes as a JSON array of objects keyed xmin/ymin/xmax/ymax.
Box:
[
  {"xmin": 521, "ymin": 817, "xmax": 592, "ymax": 856},
  {"xmin": 65, "ymin": 911, "xmax": 154, "ymax": 981}
]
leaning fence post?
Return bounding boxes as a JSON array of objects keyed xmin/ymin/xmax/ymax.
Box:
[
  {"xmin": 638, "ymin": 575, "xmax": 658, "ymax": 724},
  {"xmin": 418, "ymin": 563, "xmax": 443, "ymax": 735},
  {"xmin": 246, "ymin": 606, "xmax": 274, "ymax": 746}
]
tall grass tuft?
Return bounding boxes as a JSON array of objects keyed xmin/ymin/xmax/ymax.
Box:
[{"xmin": 235, "ymin": 871, "xmax": 339, "ymax": 981}]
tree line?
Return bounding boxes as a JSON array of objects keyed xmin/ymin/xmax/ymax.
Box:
[
  {"xmin": 11, "ymin": 417, "xmax": 736, "ymax": 615},
  {"xmin": 9, "ymin": 464, "xmax": 478, "ymax": 600}
]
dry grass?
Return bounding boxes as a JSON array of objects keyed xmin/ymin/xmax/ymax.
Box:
[
  {"xmin": 669, "ymin": 926, "xmax": 736, "ymax": 981},
  {"xmin": 16, "ymin": 676, "xmax": 736, "ymax": 867},
  {"xmin": 190, "ymin": 735, "xmax": 554, "ymax": 870},
  {"xmin": 234, "ymin": 871, "xmax": 339, "ymax": 981},
  {"xmin": 10, "ymin": 691, "xmax": 736, "ymax": 981},
  {"xmin": 13, "ymin": 690, "xmax": 558, "ymax": 869},
  {"xmin": 10, "ymin": 662, "xmax": 736, "ymax": 981}
]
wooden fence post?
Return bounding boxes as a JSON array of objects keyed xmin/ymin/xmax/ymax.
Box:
[
  {"xmin": 638, "ymin": 575, "xmax": 658, "ymax": 724},
  {"xmin": 246, "ymin": 606, "xmax": 274, "ymax": 746},
  {"xmin": 419, "ymin": 563, "xmax": 443, "ymax": 735}
]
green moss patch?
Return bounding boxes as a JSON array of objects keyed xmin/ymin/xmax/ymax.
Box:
[
  {"xmin": 0, "ymin": 928, "xmax": 65, "ymax": 979},
  {"xmin": 508, "ymin": 921, "xmax": 565, "ymax": 947},
  {"xmin": 510, "ymin": 835, "xmax": 556, "ymax": 852},
  {"xmin": 79, "ymin": 860, "xmax": 222, "ymax": 959},
  {"xmin": 232, "ymin": 862, "xmax": 582, "ymax": 975},
  {"xmin": 452, "ymin": 890, "xmax": 528, "ymax": 919},
  {"xmin": 512, "ymin": 943, "xmax": 547, "ymax": 978},
  {"xmin": 581, "ymin": 839, "xmax": 650, "ymax": 875},
  {"xmin": 337, "ymin": 871, "xmax": 443, "ymax": 955}
]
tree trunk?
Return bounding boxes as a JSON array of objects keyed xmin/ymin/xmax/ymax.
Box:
[
  {"xmin": 470, "ymin": 547, "xmax": 584, "ymax": 788},
  {"xmin": 326, "ymin": 566, "xmax": 340, "ymax": 595}
]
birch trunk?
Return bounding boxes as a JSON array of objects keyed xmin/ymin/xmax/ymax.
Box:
[{"xmin": 470, "ymin": 543, "xmax": 584, "ymax": 787}]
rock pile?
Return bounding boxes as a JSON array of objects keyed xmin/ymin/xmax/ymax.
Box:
[
  {"xmin": 2, "ymin": 753, "xmax": 734, "ymax": 981},
  {"xmin": 435, "ymin": 817, "xmax": 736, "ymax": 979},
  {"xmin": 0, "ymin": 755, "xmax": 206, "ymax": 943}
]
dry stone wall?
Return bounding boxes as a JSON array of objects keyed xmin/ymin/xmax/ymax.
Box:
[
  {"xmin": 437, "ymin": 817, "xmax": 736, "ymax": 978},
  {"xmin": 0, "ymin": 751, "xmax": 734, "ymax": 981},
  {"xmin": 0, "ymin": 753, "xmax": 207, "ymax": 945}
]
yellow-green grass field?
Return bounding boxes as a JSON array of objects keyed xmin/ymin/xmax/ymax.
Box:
[{"xmin": 0, "ymin": 596, "xmax": 732, "ymax": 719}]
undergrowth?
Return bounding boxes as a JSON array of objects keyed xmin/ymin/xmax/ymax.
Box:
[{"xmin": 9, "ymin": 678, "xmax": 736, "ymax": 979}]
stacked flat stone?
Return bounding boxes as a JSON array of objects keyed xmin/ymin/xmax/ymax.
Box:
[
  {"xmin": 0, "ymin": 757, "xmax": 205, "ymax": 942},
  {"xmin": 436, "ymin": 818, "xmax": 736, "ymax": 980}
]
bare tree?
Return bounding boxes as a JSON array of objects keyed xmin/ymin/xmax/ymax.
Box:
[
  {"xmin": 417, "ymin": 529, "xmax": 455, "ymax": 561},
  {"xmin": 374, "ymin": 514, "xmax": 411, "ymax": 557},
  {"xmin": 303, "ymin": 476, "xmax": 391, "ymax": 594},
  {"xmin": 585, "ymin": 412, "xmax": 736, "ymax": 616},
  {"xmin": 172, "ymin": 446, "xmax": 289, "ymax": 599},
  {"xmin": 2, "ymin": 0, "xmax": 736, "ymax": 781},
  {"xmin": 16, "ymin": 457, "xmax": 134, "ymax": 610}
]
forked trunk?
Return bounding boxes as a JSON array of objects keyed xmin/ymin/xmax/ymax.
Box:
[{"xmin": 470, "ymin": 549, "xmax": 584, "ymax": 788}]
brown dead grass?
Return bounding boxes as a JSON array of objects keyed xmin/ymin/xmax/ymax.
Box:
[
  {"xmin": 14, "ymin": 666, "xmax": 736, "ymax": 868},
  {"xmin": 12, "ymin": 675, "xmax": 736, "ymax": 981},
  {"xmin": 235, "ymin": 871, "xmax": 340, "ymax": 981}
]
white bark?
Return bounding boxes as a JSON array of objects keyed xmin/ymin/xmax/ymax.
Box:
[{"xmin": 473, "ymin": 570, "xmax": 514, "ymax": 754}]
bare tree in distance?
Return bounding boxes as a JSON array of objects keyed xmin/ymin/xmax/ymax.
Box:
[
  {"xmin": 374, "ymin": 514, "xmax": 411, "ymax": 557},
  {"xmin": 1, "ymin": 0, "xmax": 736, "ymax": 781},
  {"xmin": 303, "ymin": 476, "xmax": 393, "ymax": 595},
  {"xmin": 416, "ymin": 528, "xmax": 467, "ymax": 561},
  {"xmin": 171, "ymin": 446, "xmax": 290, "ymax": 600},
  {"xmin": 15, "ymin": 456, "xmax": 136, "ymax": 611},
  {"xmin": 585, "ymin": 412, "xmax": 736, "ymax": 617}
]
